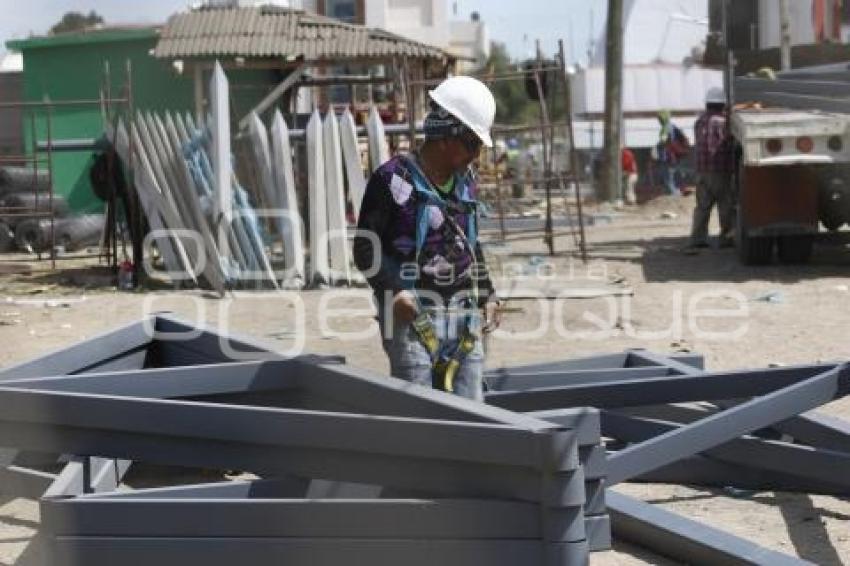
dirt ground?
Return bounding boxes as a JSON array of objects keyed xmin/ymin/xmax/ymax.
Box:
[{"xmin": 0, "ymin": 194, "xmax": 848, "ymax": 565}]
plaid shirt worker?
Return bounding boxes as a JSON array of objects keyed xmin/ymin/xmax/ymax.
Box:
[{"xmin": 694, "ymin": 110, "xmax": 734, "ymax": 175}]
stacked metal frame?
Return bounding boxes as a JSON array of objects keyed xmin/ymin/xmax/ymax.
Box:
[
  {"xmin": 0, "ymin": 315, "xmax": 597, "ymax": 566},
  {"xmin": 4, "ymin": 314, "xmax": 847, "ymax": 564},
  {"xmin": 485, "ymin": 351, "xmax": 850, "ymax": 565}
]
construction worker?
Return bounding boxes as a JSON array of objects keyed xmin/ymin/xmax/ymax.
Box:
[
  {"xmin": 689, "ymin": 86, "xmax": 735, "ymax": 249},
  {"xmin": 621, "ymin": 147, "xmax": 638, "ymax": 205},
  {"xmin": 353, "ymin": 76, "xmax": 501, "ymax": 401},
  {"xmin": 656, "ymin": 110, "xmax": 690, "ymax": 196}
]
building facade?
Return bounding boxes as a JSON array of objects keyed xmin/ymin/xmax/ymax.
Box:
[{"xmin": 7, "ymin": 28, "xmax": 195, "ymax": 212}]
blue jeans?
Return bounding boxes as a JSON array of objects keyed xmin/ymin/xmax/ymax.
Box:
[
  {"xmin": 379, "ymin": 300, "xmax": 484, "ymax": 402},
  {"xmin": 661, "ymin": 162, "xmax": 680, "ymax": 195}
]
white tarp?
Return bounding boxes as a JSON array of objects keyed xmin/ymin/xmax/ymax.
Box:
[
  {"xmin": 592, "ymin": 0, "xmax": 709, "ymax": 66},
  {"xmin": 572, "ymin": 116, "xmax": 698, "ymax": 150},
  {"xmin": 571, "ymin": 64, "xmax": 723, "ymax": 116}
]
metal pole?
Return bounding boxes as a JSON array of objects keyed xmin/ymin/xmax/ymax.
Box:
[
  {"xmin": 602, "ymin": 0, "xmax": 624, "ymax": 203},
  {"xmin": 533, "ymin": 40, "xmax": 555, "ymax": 256},
  {"xmin": 492, "ymin": 141, "xmax": 506, "ymax": 241},
  {"xmin": 558, "ymin": 40, "xmax": 588, "ymax": 263},
  {"xmin": 46, "ymin": 104, "xmax": 55, "ymax": 269},
  {"xmin": 779, "ymin": 0, "xmax": 792, "ymax": 71},
  {"xmin": 106, "ymin": 70, "xmax": 118, "ymax": 277},
  {"xmin": 126, "ymin": 59, "xmax": 141, "ymax": 287},
  {"xmin": 403, "ymin": 58, "xmax": 416, "ymax": 151},
  {"xmin": 28, "ymin": 112, "xmax": 42, "ymax": 262}
]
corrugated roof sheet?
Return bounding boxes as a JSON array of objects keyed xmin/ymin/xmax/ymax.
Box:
[{"xmin": 154, "ymin": 6, "xmax": 450, "ymax": 62}]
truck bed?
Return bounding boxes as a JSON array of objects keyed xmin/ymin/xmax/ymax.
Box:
[
  {"xmin": 731, "ymin": 108, "xmax": 847, "ymax": 139},
  {"xmin": 731, "ymin": 108, "xmax": 850, "ymax": 166}
]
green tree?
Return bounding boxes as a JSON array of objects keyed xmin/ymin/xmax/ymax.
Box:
[
  {"xmin": 50, "ymin": 10, "xmax": 104, "ymax": 35},
  {"xmin": 478, "ymin": 42, "xmax": 535, "ymax": 125},
  {"xmin": 477, "ymin": 42, "xmax": 566, "ymax": 125}
]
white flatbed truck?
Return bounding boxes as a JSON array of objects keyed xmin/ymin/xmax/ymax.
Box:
[{"xmin": 731, "ymin": 64, "xmax": 850, "ymax": 264}]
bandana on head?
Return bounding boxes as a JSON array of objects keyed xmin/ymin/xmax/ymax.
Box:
[{"xmin": 423, "ymin": 101, "xmax": 466, "ymax": 141}]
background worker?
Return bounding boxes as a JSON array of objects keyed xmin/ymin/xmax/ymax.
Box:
[
  {"xmin": 621, "ymin": 146, "xmax": 638, "ymax": 205},
  {"xmin": 689, "ymin": 86, "xmax": 736, "ymax": 249},
  {"xmin": 353, "ymin": 76, "xmax": 501, "ymax": 401},
  {"xmin": 656, "ymin": 109, "xmax": 690, "ymax": 196}
]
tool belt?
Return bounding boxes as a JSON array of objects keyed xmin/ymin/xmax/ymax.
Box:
[{"xmin": 411, "ymin": 309, "xmax": 479, "ymax": 394}]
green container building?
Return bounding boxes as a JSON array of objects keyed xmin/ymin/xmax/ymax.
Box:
[{"xmin": 6, "ymin": 27, "xmax": 195, "ymax": 213}]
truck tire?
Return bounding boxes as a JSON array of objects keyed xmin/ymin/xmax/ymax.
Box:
[
  {"xmin": 777, "ymin": 235, "xmax": 814, "ymax": 264},
  {"xmin": 820, "ymin": 213, "xmax": 844, "ymax": 232},
  {"xmin": 736, "ymin": 215, "xmax": 774, "ymax": 265}
]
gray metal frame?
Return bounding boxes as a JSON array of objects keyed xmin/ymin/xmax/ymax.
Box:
[
  {"xmin": 484, "ymin": 349, "xmax": 849, "ymax": 565},
  {"xmin": 4, "ymin": 313, "xmax": 847, "ymax": 565},
  {"xmin": 0, "ymin": 314, "xmax": 598, "ymax": 566}
]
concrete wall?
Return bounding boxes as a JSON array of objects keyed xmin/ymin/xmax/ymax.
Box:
[
  {"xmin": 18, "ymin": 34, "xmax": 196, "ymax": 213},
  {"xmin": 449, "ymin": 19, "xmax": 489, "ymax": 72},
  {"xmin": 366, "ymin": 0, "xmax": 450, "ymax": 49}
]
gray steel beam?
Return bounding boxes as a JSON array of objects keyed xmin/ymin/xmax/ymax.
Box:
[
  {"xmin": 0, "ymin": 320, "xmax": 152, "ymax": 379},
  {"xmin": 0, "ymin": 465, "xmax": 56, "ymax": 499},
  {"xmin": 486, "ymin": 352, "xmax": 703, "ymax": 376},
  {"xmin": 486, "ymin": 364, "xmax": 835, "ymax": 411},
  {"xmin": 289, "ymin": 359, "xmax": 567, "ymax": 431},
  {"xmin": 584, "ymin": 480, "xmax": 606, "ymax": 515},
  {"xmin": 486, "ymin": 352, "xmax": 629, "ymax": 374},
  {"xmin": 585, "ymin": 515, "xmax": 612, "ymax": 551},
  {"xmin": 0, "ymin": 390, "xmax": 583, "ymax": 504},
  {"xmin": 735, "ymin": 77, "xmax": 850, "ymax": 98},
  {"xmin": 633, "ymin": 455, "xmax": 850, "ymax": 496},
  {"xmin": 487, "ymin": 367, "xmax": 671, "ymax": 392},
  {"xmin": 608, "ymin": 490, "xmax": 813, "ymax": 566},
  {"xmin": 578, "ymin": 445, "xmax": 606, "ymax": 480},
  {"xmin": 1, "ymin": 360, "xmax": 299, "ymax": 398},
  {"xmin": 606, "ymin": 365, "xmax": 848, "ymax": 484},
  {"xmin": 603, "ymin": 411, "xmax": 850, "ymax": 490},
  {"xmin": 0, "ymin": 383, "xmax": 577, "ymax": 471},
  {"xmin": 43, "ymin": 498, "xmax": 582, "ymax": 540},
  {"xmin": 629, "ymin": 351, "xmax": 850, "ymax": 453},
  {"xmin": 734, "ymin": 91, "xmax": 850, "ymax": 114},
  {"xmin": 80, "ymin": 477, "xmax": 311, "ymax": 499},
  {"xmin": 527, "ymin": 408, "xmax": 601, "ymax": 446},
  {"xmin": 47, "ymin": 538, "xmax": 583, "ymax": 566},
  {"xmin": 0, "ymin": 321, "xmax": 153, "ymax": 503}
]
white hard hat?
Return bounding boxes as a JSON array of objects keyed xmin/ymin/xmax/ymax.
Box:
[
  {"xmin": 706, "ymin": 86, "xmax": 726, "ymax": 105},
  {"xmin": 428, "ymin": 76, "xmax": 496, "ymax": 148}
]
